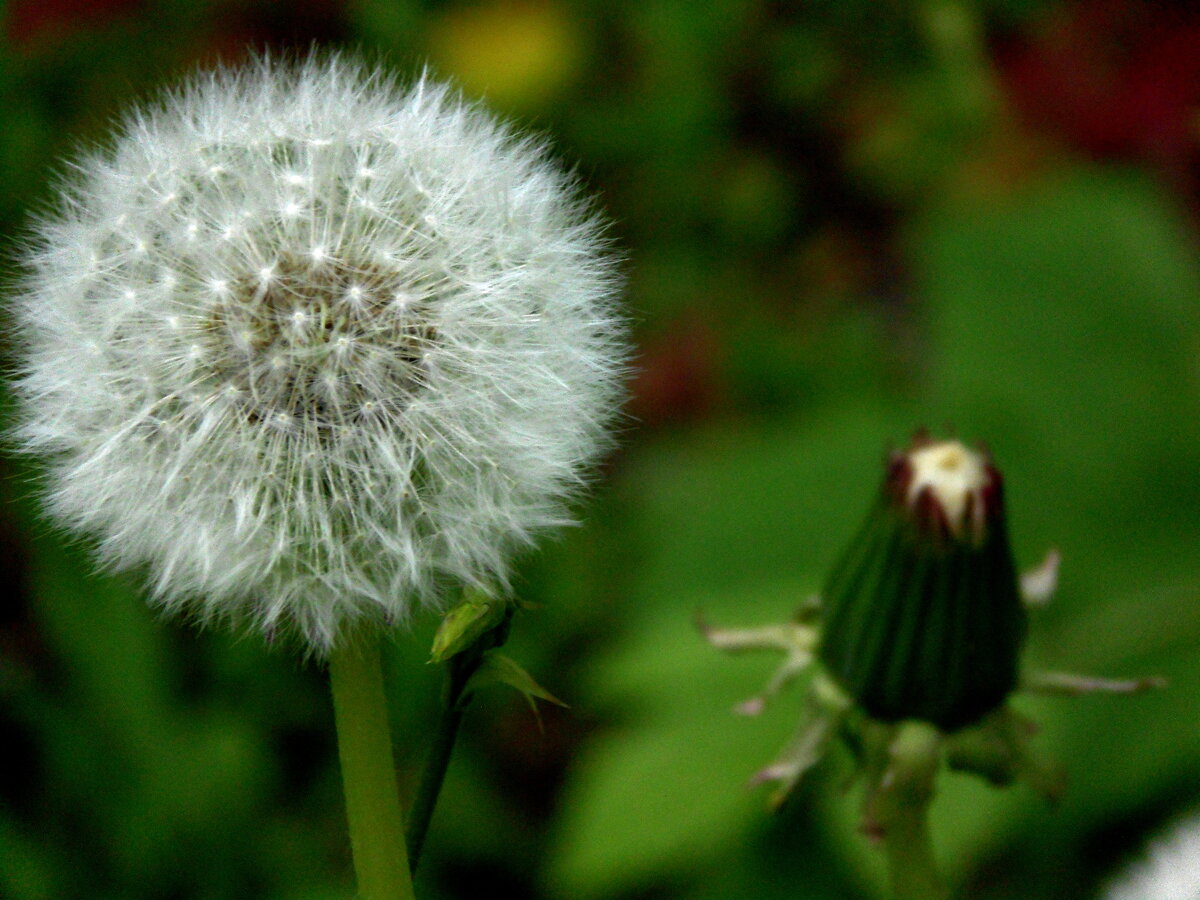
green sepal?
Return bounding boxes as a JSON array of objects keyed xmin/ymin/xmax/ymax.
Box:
[
  {"xmin": 464, "ymin": 651, "xmax": 568, "ymax": 726},
  {"xmin": 944, "ymin": 706, "xmax": 1066, "ymax": 801},
  {"xmin": 818, "ymin": 491, "xmax": 1027, "ymax": 731}
]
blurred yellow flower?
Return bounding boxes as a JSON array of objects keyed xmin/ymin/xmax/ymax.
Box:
[{"xmin": 428, "ymin": 1, "xmax": 583, "ymax": 109}]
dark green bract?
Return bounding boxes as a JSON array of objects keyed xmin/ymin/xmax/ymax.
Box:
[{"xmin": 817, "ymin": 457, "xmax": 1027, "ymax": 732}]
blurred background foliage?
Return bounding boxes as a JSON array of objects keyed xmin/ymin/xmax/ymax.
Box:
[{"xmin": 2, "ymin": 0, "xmax": 1200, "ymax": 898}]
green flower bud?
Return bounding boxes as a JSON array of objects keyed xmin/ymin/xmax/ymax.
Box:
[
  {"xmin": 430, "ymin": 593, "xmax": 510, "ymax": 664},
  {"xmin": 817, "ymin": 435, "xmax": 1027, "ymax": 731}
]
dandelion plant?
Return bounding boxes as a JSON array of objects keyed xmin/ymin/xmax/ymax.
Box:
[{"xmin": 12, "ymin": 53, "xmax": 627, "ymax": 899}]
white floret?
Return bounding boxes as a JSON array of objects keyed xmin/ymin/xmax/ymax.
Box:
[
  {"xmin": 13, "ymin": 54, "xmax": 626, "ymax": 656},
  {"xmin": 906, "ymin": 440, "xmax": 988, "ymax": 535}
]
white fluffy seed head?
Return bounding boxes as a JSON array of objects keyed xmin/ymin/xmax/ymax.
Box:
[
  {"xmin": 12, "ymin": 54, "xmax": 627, "ymax": 656},
  {"xmin": 1103, "ymin": 811, "xmax": 1200, "ymax": 900}
]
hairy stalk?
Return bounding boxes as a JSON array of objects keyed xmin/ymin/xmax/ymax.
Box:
[{"xmin": 329, "ymin": 628, "xmax": 416, "ymax": 900}]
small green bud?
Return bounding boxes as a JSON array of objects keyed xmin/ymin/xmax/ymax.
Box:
[
  {"xmin": 818, "ymin": 434, "xmax": 1027, "ymax": 731},
  {"xmin": 430, "ymin": 593, "xmax": 510, "ymax": 663}
]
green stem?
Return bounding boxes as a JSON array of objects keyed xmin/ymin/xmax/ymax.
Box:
[
  {"xmin": 884, "ymin": 807, "xmax": 948, "ymax": 900},
  {"xmin": 329, "ymin": 628, "xmax": 416, "ymax": 900},
  {"xmin": 406, "ymin": 652, "xmax": 476, "ymax": 872},
  {"xmin": 865, "ymin": 721, "xmax": 948, "ymax": 900}
]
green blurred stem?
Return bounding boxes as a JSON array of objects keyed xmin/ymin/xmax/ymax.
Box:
[
  {"xmin": 885, "ymin": 808, "xmax": 947, "ymax": 900},
  {"xmin": 876, "ymin": 722, "xmax": 947, "ymax": 900},
  {"xmin": 406, "ymin": 651, "xmax": 478, "ymax": 872},
  {"xmin": 329, "ymin": 628, "xmax": 416, "ymax": 900}
]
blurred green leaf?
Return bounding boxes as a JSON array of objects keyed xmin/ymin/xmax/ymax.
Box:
[
  {"xmin": 552, "ymin": 166, "xmax": 1200, "ymax": 898},
  {"xmin": 548, "ymin": 404, "xmax": 914, "ymax": 897}
]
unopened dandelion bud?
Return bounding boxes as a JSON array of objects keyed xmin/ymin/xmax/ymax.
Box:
[
  {"xmin": 818, "ymin": 434, "xmax": 1027, "ymax": 730},
  {"xmin": 706, "ymin": 432, "xmax": 1160, "ymax": 899}
]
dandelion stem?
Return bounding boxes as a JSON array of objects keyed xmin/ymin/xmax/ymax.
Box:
[
  {"xmin": 884, "ymin": 807, "xmax": 948, "ymax": 900},
  {"xmin": 406, "ymin": 654, "xmax": 475, "ymax": 872},
  {"xmin": 329, "ymin": 628, "xmax": 416, "ymax": 900},
  {"xmin": 879, "ymin": 722, "xmax": 948, "ymax": 900},
  {"xmin": 407, "ymin": 601, "xmax": 513, "ymax": 872}
]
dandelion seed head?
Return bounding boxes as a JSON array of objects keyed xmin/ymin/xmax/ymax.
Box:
[
  {"xmin": 13, "ymin": 54, "xmax": 626, "ymax": 655},
  {"xmin": 1104, "ymin": 811, "xmax": 1200, "ymax": 900}
]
